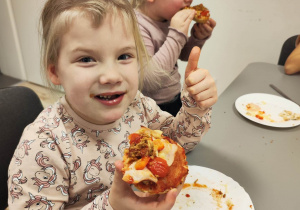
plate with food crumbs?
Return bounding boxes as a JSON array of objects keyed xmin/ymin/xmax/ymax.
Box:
[
  {"xmin": 235, "ymin": 93, "xmax": 300, "ymax": 128},
  {"xmin": 173, "ymin": 166, "xmax": 254, "ymax": 210}
]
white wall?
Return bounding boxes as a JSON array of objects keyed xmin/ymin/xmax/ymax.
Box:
[
  {"xmin": 0, "ymin": 0, "xmax": 26, "ymax": 80},
  {"xmin": 178, "ymin": 0, "xmax": 300, "ymax": 95},
  {"xmin": 10, "ymin": 0, "xmax": 47, "ymax": 85},
  {"xmin": 0, "ymin": 0, "xmax": 299, "ymax": 94}
]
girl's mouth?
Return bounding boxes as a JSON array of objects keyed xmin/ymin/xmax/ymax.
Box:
[
  {"xmin": 90, "ymin": 93, "xmax": 125, "ymax": 106},
  {"xmin": 96, "ymin": 94, "xmax": 121, "ymax": 100}
]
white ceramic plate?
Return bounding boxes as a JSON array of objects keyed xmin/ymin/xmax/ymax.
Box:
[
  {"xmin": 173, "ymin": 166, "xmax": 254, "ymax": 210},
  {"xmin": 235, "ymin": 93, "xmax": 300, "ymax": 128}
]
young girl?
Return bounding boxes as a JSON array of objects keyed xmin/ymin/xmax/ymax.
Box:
[
  {"xmin": 130, "ymin": 0, "xmax": 217, "ymax": 116},
  {"xmin": 7, "ymin": 0, "xmax": 217, "ymax": 209}
]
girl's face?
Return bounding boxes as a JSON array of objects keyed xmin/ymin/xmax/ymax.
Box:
[
  {"xmin": 49, "ymin": 14, "xmax": 139, "ymax": 125},
  {"xmin": 149, "ymin": 0, "xmax": 193, "ymax": 21}
]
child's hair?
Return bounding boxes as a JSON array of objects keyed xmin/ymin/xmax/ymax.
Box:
[
  {"xmin": 128, "ymin": 0, "xmax": 171, "ymax": 92},
  {"xmin": 129, "ymin": 0, "xmax": 145, "ymax": 8},
  {"xmin": 40, "ymin": 0, "xmax": 149, "ymax": 91}
]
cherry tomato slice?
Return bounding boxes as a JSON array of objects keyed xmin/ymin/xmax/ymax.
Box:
[
  {"xmin": 147, "ymin": 157, "xmax": 170, "ymax": 177},
  {"xmin": 128, "ymin": 133, "xmax": 141, "ymax": 145},
  {"xmin": 201, "ymin": 10, "xmax": 209, "ymax": 16}
]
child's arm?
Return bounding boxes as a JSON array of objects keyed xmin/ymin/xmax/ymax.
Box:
[
  {"xmin": 172, "ymin": 46, "xmax": 217, "ymax": 150},
  {"xmin": 179, "ymin": 18, "xmax": 216, "ymax": 61},
  {"xmin": 7, "ymin": 114, "xmax": 113, "ymax": 210},
  {"xmin": 284, "ymin": 36, "xmax": 300, "ymax": 75},
  {"xmin": 7, "ymin": 126, "xmax": 69, "ymax": 209},
  {"xmin": 142, "ymin": 47, "xmax": 217, "ymax": 152},
  {"xmin": 137, "ymin": 9, "xmax": 194, "ymax": 72}
]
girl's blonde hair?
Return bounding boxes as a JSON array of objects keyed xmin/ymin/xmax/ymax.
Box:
[
  {"xmin": 129, "ymin": 0, "xmax": 145, "ymax": 8},
  {"xmin": 40, "ymin": 0, "xmax": 149, "ymax": 91},
  {"xmin": 129, "ymin": 0, "xmax": 171, "ymax": 93}
]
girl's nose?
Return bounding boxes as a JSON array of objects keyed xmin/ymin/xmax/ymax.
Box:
[{"xmin": 98, "ymin": 65, "xmax": 123, "ymax": 85}]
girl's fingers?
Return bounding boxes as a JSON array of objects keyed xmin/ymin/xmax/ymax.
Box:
[
  {"xmin": 185, "ymin": 68, "xmax": 207, "ymax": 88},
  {"xmin": 185, "ymin": 47, "xmax": 201, "ymax": 80},
  {"xmin": 111, "ymin": 160, "xmax": 136, "ymax": 199},
  {"xmin": 208, "ymin": 18, "xmax": 217, "ymax": 28},
  {"xmin": 157, "ymin": 189, "xmax": 178, "ymax": 209},
  {"xmin": 188, "ymin": 84, "xmax": 217, "ymax": 108},
  {"xmin": 187, "ymin": 76, "xmax": 216, "ymax": 95},
  {"xmin": 176, "ymin": 9, "xmax": 195, "ymax": 20}
]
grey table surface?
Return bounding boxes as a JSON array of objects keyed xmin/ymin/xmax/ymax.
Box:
[{"xmin": 186, "ymin": 62, "xmax": 300, "ymax": 210}]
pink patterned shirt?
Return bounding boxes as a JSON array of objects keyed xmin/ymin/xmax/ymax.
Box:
[{"xmin": 8, "ymin": 89, "xmax": 212, "ymax": 209}]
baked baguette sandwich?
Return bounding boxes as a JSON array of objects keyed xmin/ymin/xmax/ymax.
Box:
[
  {"xmin": 122, "ymin": 126, "xmax": 188, "ymax": 194},
  {"xmin": 185, "ymin": 3, "xmax": 210, "ymax": 24}
]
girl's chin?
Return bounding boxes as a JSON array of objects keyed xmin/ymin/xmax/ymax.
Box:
[
  {"xmin": 93, "ymin": 112, "xmax": 124, "ymax": 125},
  {"xmin": 76, "ymin": 104, "xmax": 128, "ymax": 125}
]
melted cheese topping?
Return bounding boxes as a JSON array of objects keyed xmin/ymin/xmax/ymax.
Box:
[
  {"xmin": 123, "ymin": 161, "xmax": 158, "ymax": 184},
  {"xmin": 158, "ymin": 139, "xmax": 178, "ymax": 166}
]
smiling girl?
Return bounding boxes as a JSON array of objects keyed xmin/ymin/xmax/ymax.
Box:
[{"xmin": 8, "ymin": 0, "xmax": 217, "ymax": 209}]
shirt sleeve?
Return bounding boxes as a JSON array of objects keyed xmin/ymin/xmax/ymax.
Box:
[
  {"xmin": 7, "ymin": 120, "xmax": 69, "ymax": 209},
  {"xmin": 296, "ymin": 35, "xmax": 300, "ymax": 47},
  {"xmin": 179, "ymin": 34, "xmax": 208, "ymax": 61},
  {"xmin": 142, "ymin": 85, "xmax": 212, "ymax": 153},
  {"xmin": 138, "ymin": 24, "xmax": 187, "ymax": 73}
]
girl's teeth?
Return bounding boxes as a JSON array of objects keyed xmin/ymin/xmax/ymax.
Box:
[
  {"xmin": 97, "ymin": 94, "xmax": 120, "ymax": 100},
  {"xmin": 102, "ymin": 95, "xmax": 111, "ymax": 99}
]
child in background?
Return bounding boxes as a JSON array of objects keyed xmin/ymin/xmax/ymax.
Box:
[
  {"xmin": 130, "ymin": 0, "xmax": 217, "ymax": 116},
  {"xmin": 285, "ymin": 35, "xmax": 300, "ymax": 75},
  {"xmin": 7, "ymin": 0, "xmax": 217, "ymax": 209}
]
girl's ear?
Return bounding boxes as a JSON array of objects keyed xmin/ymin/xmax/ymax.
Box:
[{"xmin": 48, "ymin": 64, "xmax": 61, "ymax": 85}]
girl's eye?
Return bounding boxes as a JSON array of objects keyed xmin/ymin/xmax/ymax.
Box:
[
  {"xmin": 118, "ymin": 54, "xmax": 131, "ymax": 60},
  {"xmin": 79, "ymin": 57, "xmax": 95, "ymax": 63}
]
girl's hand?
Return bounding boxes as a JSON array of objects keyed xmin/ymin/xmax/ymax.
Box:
[
  {"xmin": 185, "ymin": 46, "xmax": 218, "ymax": 109},
  {"xmin": 170, "ymin": 9, "xmax": 195, "ymax": 36},
  {"xmin": 192, "ymin": 18, "xmax": 216, "ymax": 40},
  {"xmin": 109, "ymin": 160, "xmax": 179, "ymax": 210}
]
